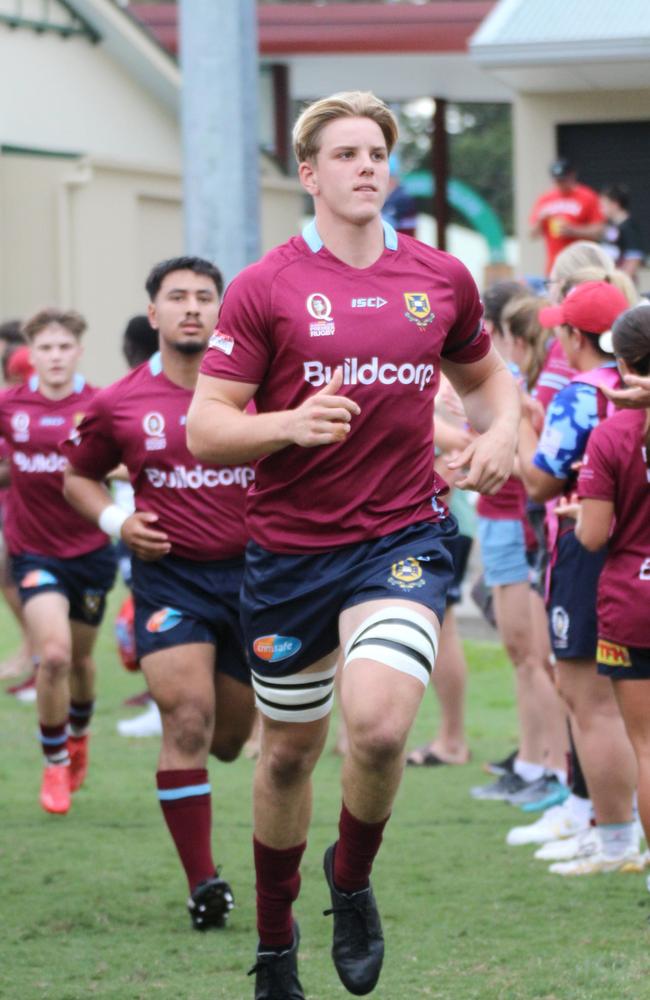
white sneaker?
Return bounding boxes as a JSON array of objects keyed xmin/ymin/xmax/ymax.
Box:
[
  {"xmin": 506, "ymin": 801, "xmax": 589, "ymax": 847},
  {"xmin": 117, "ymin": 701, "xmax": 161, "ymax": 738},
  {"xmin": 549, "ymin": 845, "xmax": 645, "ymax": 876},
  {"xmin": 534, "ymin": 826, "xmax": 600, "ymax": 862}
]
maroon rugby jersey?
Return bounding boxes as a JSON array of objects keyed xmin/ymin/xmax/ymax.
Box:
[
  {"xmin": 578, "ymin": 409, "xmax": 650, "ymax": 647},
  {"xmin": 0, "ymin": 375, "xmax": 108, "ymax": 557},
  {"xmin": 62, "ymin": 353, "xmax": 250, "ymax": 561},
  {"xmin": 200, "ymin": 221, "xmax": 490, "ymax": 552}
]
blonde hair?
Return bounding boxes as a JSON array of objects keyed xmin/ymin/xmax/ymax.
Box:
[
  {"xmin": 292, "ymin": 91, "xmax": 398, "ymax": 164},
  {"xmin": 22, "ymin": 307, "xmax": 86, "ymax": 342},
  {"xmin": 560, "ymin": 266, "xmax": 639, "ymax": 307},
  {"xmin": 502, "ymin": 296, "xmax": 552, "ymax": 390},
  {"xmin": 550, "ymin": 241, "xmax": 614, "ymax": 285}
]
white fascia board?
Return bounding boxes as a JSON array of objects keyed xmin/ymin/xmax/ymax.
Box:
[{"xmin": 70, "ymin": 0, "xmax": 180, "ymax": 112}]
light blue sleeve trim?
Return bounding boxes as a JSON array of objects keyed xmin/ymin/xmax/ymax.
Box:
[
  {"xmin": 73, "ymin": 373, "xmax": 86, "ymax": 393},
  {"xmin": 148, "ymin": 351, "xmax": 163, "ymax": 376},
  {"xmin": 29, "ymin": 374, "xmax": 39, "ymax": 391},
  {"xmin": 157, "ymin": 783, "xmax": 211, "ymax": 801},
  {"xmin": 382, "ymin": 219, "xmax": 398, "ymax": 250}
]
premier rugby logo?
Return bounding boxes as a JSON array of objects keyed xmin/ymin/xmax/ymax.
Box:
[
  {"xmin": 11, "ymin": 411, "xmax": 30, "ymax": 442},
  {"xmin": 253, "ymin": 634, "xmax": 302, "ymax": 662},
  {"xmin": 143, "ymin": 411, "xmax": 166, "ymax": 452},
  {"xmin": 306, "ymin": 292, "xmax": 335, "ymax": 338},
  {"xmin": 404, "ymin": 292, "xmax": 435, "ymax": 329}
]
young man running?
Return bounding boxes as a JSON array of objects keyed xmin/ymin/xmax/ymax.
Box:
[
  {"xmin": 62, "ymin": 257, "xmax": 255, "ymax": 929},
  {"xmin": 188, "ymin": 92, "xmax": 520, "ymax": 997},
  {"xmin": 0, "ymin": 309, "xmax": 117, "ymax": 814}
]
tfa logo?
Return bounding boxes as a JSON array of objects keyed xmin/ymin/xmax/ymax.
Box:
[
  {"xmin": 253, "ymin": 634, "xmax": 302, "ymax": 662},
  {"xmin": 303, "ymin": 357, "xmax": 434, "ymax": 392},
  {"xmin": 351, "ymin": 297, "xmax": 388, "ymax": 310}
]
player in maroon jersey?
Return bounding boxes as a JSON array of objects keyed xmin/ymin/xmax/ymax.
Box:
[
  {"xmin": 576, "ymin": 302, "xmax": 650, "ymax": 866},
  {"xmin": 62, "ymin": 257, "xmax": 255, "ymax": 930},
  {"xmin": 187, "ymin": 91, "xmax": 520, "ymax": 998},
  {"xmin": 0, "ymin": 309, "xmax": 117, "ymax": 815}
]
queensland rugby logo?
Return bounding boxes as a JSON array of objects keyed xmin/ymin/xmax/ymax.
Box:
[
  {"xmin": 404, "ymin": 292, "xmax": 434, "ymax": 329},
  {"xmin": 21, "ymin": 569, "xmax": 58, "ymax": 588},
  {"xmin": 146, "ymin": 607, "xmax": 182, "ymax": 633},
  {"xmin": 551, "ymin": 606, "xmax": 570, "ymax": 647},
  {"xmin": 11, "ymin": 411, "xmax": 30, "ymax": 442},
  {"xmin": 253, "ymin": 634, "xmax": 302, "ymax": 662},
  {"xmin": 306, "ymin": 292, "xmax": 335, "ymax": 338},
  {"xmin": 388, "ymin": 557, "xmax": 425, "ymax": 591},
  {"xmin": 143, "ymin": 411, "xmax": 166, "ymax": 452}
]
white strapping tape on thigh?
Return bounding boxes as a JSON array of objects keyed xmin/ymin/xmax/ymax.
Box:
[
  {"xmin": 251, "ymin": 665, "xmax": 336, "ymax": 723},
  {"xmin": 344, "ymin": 606, "xmax": 438, "ymax": 687}
]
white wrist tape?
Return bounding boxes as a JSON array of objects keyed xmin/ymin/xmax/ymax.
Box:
[{"xmin": 98, "ymin": 503, "xmax": 129, "ymax": 538}]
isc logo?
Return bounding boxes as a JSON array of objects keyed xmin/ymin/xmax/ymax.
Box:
[{"xmin": 351, "ymin": 297, "xmax": 387, "ymax": 309}]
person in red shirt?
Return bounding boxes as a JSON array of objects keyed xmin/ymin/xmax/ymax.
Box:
[
  {"xmin": 62, "ymin": 257, "xmax": 255, "ymax": 930},
  {"xmin": 0, "ymin": 309, "xmax": 117, "ymax": 815},
  {"xmin": 576, "ymin": 302, "xmax": 650, "ymax": 869},
  {"xmin": 530, "ymin": 160, "xmax": 605, "ymax": 275},
  {"xmin": 188, "ymin": 90, "xmax": 520, "ymax": 999}
]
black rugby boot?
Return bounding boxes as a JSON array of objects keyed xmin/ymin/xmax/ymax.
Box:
[
  {"xmin": 187, "ymin": 873, "xmax": 234, "ymax": 930},
  {"xmin": 248, "ymin": 922, "xmax": 305, "ymax": 1000},
  {"xmin": 323, "ymin": 843, "xmax": 384, "ymax": 995}
]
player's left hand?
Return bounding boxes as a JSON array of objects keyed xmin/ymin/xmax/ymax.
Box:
[
  {"xmin": 602, "ymin": 373, "xmax": 650, "ymax": 409},
  {"xmin": 447, "ymin": 424, "xmax": 516, "ymax": 494}
]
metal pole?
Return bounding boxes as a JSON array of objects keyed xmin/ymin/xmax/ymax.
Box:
[
  {"xmin": 179, "ymin": 0, "xmax": 260, "ymax": 283},
  {"xmin": 432, "ymin": 97, "xmax": 448, "ymax": 252}
]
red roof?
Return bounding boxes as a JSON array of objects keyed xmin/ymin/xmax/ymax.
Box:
[{"xmin": 129, "ymin": 3, "xmax": 494, "ymax": 58}]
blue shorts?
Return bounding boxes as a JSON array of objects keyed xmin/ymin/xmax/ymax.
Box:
[
  {"xmin": 131, "ymin": 553, "xmax": 249, "ymax": 686},
  {"xmin": 445, "ymin": 533, "xmax": 473, "ymax": 606},
  {"xmin": 548, "ymin": 531, "xmax": 606, "ymax": 660},
  {"xmin": 11, "ymin": 545, "xmax": 117, "ymax": 627},
  {"xmin": 477, "ymin": 517, "xmax": 530, "ymax": 588},
  {"xmin": 597, "ymin": 641, "xmax": 650, "ymax": 680},
  {"xmin": 241, "ymin": 518, "xmax": 457, "ymax": 677}
]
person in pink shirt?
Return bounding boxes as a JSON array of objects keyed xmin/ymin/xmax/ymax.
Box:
[
  {"xmin": 187, "ymin": 90, "xmax": 520, "ymax": 999},
  {"xmin": 576, "ymin": 302, "xmax": 650, "ymax": 871},
  {"xmin": 0, "ymin": 309, "xmax": 117, "ymax": 815},
  {"xmin": 62, "ymin": 257, "xmax": 255, "ymax": 930}
]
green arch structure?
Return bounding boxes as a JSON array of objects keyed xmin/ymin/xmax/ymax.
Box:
[{"xmin": 403, "ymin": 172, "xmax": 507, "ymax": 264}]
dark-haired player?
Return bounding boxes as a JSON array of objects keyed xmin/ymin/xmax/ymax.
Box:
[
  {"xmin": 0, "ymin": 309, "xmax": 117, "ymax": 814},
  {"xmin": 63, "ymin": 257, "xmax": 255, "ymax": 929},
  {"xmin": 188, "ymin": 91, "xmax": 520, "ymax": 998}
]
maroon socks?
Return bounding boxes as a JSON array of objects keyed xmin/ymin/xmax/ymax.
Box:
[
  {"xmin": 157, "ymin": 768, "xmax": 214, "ymax": 892},
  {"xmin": 333, "ymin": 802, "xmax": 390, "ymax": 893},
  {"xmin": 254, "ymin": 837, "xmax": 306, "ymax": 951}
]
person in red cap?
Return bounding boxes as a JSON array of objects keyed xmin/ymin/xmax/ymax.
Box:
[
  {"xmin": 517, "ymin": 279, "xmax": 643, "ymax": 876},
  {"xmin": 530, "ymin": 160, "xmax": 605, "ymax": 276},
  {"xmin": 4, "ymin": 345, "xmax": 35, "ymax": 385}
]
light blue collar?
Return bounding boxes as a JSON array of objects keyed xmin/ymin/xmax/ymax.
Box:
[
  {"xmin": 149, "ymin": 351, "xmax": 163, "ymax": 376},
  {"xmin": 301, "ymin": 218, "xmax": 398, "ymax": 253},
  {"xmin": 29, "ymin": 372, "xmax": 86, "ymax": 393}
]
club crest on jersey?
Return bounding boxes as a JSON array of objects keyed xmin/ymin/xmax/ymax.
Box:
[
  {"xmin": 404, "ymin": 292, "xmax": 434, "ymax": 329},
  {"xmin": 11, "ymin": 411, "xmax": 30, "ymax": 442},
  {"xmin": 306, "ymin": 292, "xmax": 335, "ymax": 338},
  {"xmin": 597, "ymin": 639, "xmax": 632, "ymax": 668},
  {"xmin": 143, "ymin": 411, "xmax": 166, "ymax": 451},
  {"xmin": 388, "ymin": 557, "xmax": 425, "ymax": 591}
]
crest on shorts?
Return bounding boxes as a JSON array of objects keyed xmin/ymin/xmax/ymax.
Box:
[
  {"xmin": 404, "ymin": 293, "xmax": 434, "ymax": 329},
  {"xmin": 597, "ymin": 639, "xmax": 631, "ymax": 668},
  {"xmin": 551, "ymin": 606, "xmax": 570, "ymax": 646},
  {"xmin": 388, "ymin": 557, "xmax": 425, "ymax": 591},
  {"xmin": 83, "ymin": 590, "xmax": 102, "ymax": 617}
]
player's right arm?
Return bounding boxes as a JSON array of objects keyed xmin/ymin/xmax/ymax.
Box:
[{"xmin": 187, "ymin": 368, "xmax": 360, "ymax": 466}]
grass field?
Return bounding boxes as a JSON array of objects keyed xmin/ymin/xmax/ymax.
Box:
[{"xmin": 1, "ymin": 590, "xmax": 650, "ymax": 1000}]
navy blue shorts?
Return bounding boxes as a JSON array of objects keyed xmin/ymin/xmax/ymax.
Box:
[
  {"xmin": 131, "ymin": 553, "xmax": 249, "ymax": 686},
  {"xmin": 547, "ymin": 531, "xmax": 606, "ymax": 660},
  {"xmin": 241, "ymin": 518, "xmax": 457, "ymax": 677},
  {"xmin": 597, "ymin": 640, "xmax": 650, "ymax": 680},
  {"xmin": 11, "ymin": 545, "xmax": 117, "ymax": 627},
  {"xmin": 445, "ymin": 533, "xmax": 472, "ymax": 607}
]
